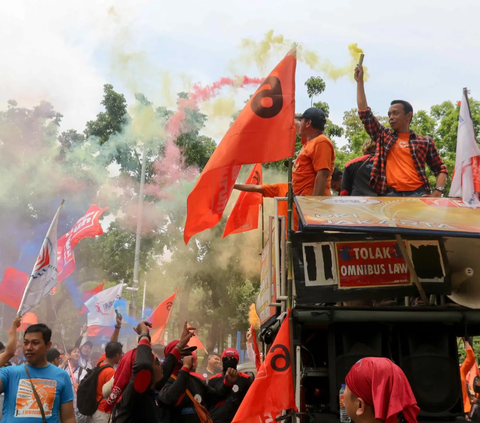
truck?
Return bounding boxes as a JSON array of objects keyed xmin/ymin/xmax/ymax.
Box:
[{"xmin": 256, "ymin": 195, "xmax": 480, "ymax": 422}]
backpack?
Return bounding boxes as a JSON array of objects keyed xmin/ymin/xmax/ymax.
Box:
[{"xmin": 77, "ymin": 363, "xmax": 113, "ymax": 416}]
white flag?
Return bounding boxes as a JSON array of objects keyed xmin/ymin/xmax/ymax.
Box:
[
  {"xmin": 450, "ymin": 89, "xmax": 480, "ymax": 208},
  {"xmin": 18, "ymin": 202, "xmax": 63, "ymax": 316},
  {"xmin": 85, "ymin": 284, "xmax": 123, "ymax": 328}
]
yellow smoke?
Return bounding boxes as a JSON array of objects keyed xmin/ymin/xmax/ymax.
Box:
[
  {"xmin": 248, "ymin": 303, "xmax": 260, "ymax": 330},
  {"xmin": 202, "ymin": 97, "xmax": 237, "ymax": 118},
  {"xmin": 236, "ymin": 30, "xmax": 368, "ymax": 81}
]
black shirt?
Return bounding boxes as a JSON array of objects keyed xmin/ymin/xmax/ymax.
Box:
[
  {"xmin": 158, "ymin": 371, "xmax": 232, "ymax": 423},
  {"xmin": 341, "ymin": 154, "xmax": 377, "ymax": 196},
  {"xmin": 208, "ymin": 371, "xmax": 254, "ymax": 423},
  {"xmin": 112, "ymin": 343, "xmax": 179, "ymax": 423}
]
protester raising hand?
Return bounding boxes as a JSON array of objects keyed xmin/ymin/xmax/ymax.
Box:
[
  {"xmin": 133, "ymin": 321, "xmax": 152, "ymax": 336},
  {"xmin": 182, "ymin": 355, "xmax": 194, "ymax": 370},
  {"xmin": 178, "ymin": 321, "xmax": 196, "ymax": 349},
  {"xmin": 0, "ymin": 317, "xmax": 22, "ymax": 366}
]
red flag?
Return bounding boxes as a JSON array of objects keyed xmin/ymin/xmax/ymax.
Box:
[
  {"xmin": 232, "ymin": 311, "xmax": 296, "ymax": 423},
  {"xmin": 223, "ymin": 164, "xmax": 263, "ymax": 238},
  {"xmin": 78, "ymin": 282, "xmax": 105, "ymax": 314},
  {"xmin": 9, "ymin": 312, "xmax": 38, "ymax": 333},
  {"xmin": 87, "ymin": 326, "xmax": 114, "ymax": 337},
  {"xmin": 184, "ymin": 51, "xmax": 296, "ymax": 243},
  {"xmin": 57, "ymin": 205, "xmax": 108, "ymax": 282},
  {"xmin": 0, "ymin": 268, "xmax": 28, "ymax": 309}
]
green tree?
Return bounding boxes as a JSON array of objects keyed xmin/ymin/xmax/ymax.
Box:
[
  {"xmin": 305, "ymin": 76, "xmax": 326, "ymax": 106},
  {"xmin": 84, "ymin": 84, "xmax": 128, "ymax": 144}
]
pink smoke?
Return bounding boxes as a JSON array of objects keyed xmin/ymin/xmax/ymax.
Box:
[
  {"xmin": 148, "ymin": 75, "xmax": 264, "ymax": 198},
  {"xmin": 122, "ymin": 75, "xmax": 264, "ymax": 232}
]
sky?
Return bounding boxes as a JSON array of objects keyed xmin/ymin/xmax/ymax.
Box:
[{"xmin": 1, "ymin": 0, "xmax": 480, "ymax": 147}]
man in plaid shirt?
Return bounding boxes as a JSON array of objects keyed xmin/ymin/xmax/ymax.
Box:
[{"xmin": 354, "ymin": 65, "xmax": 448, "ymax": 197}]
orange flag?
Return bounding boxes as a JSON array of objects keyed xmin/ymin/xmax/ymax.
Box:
[
  {"xmin": 148, "ymin": 290, "xmax": 178, "ymax": 344},
  {"xmin": 223, "ymin": 164, "xmax": 263, "ymax": 238},
  {"xmin": 232, "ymin": 310, "xmax": 297, "ymax": 423},
  {"xmin": 187, "ymin": 326, "xmax": 207, "ymax": 353},
  {"xmin": 184, "ymin": 50, "xmax": 296, "ymax": 244}
]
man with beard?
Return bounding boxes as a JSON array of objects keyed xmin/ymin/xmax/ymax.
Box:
[{"xmin": 208, "ymin": 348, "xmax": 254, "ymax": 423}]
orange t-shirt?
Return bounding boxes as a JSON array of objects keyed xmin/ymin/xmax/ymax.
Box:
[
  {"xmin": 461, "ymin": 346, "xmax": 476, "ymax": 414},
  {"xmin": 96, "ymin": 360, "xmax": 115, "ymax": 413},
  {"xmin": 386, "ymin": 133, "xmax": 423, "ymax": 191},
  {"xmin": 262, "ymin": 183, "xmax": 299, "ymax": 231},
  {"xmin": 292, "ymin": 134, "xmax": 335, "ymax": 196}
]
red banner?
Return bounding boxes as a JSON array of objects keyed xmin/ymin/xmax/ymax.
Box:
[
  {"xmin": 336, "ymin": 241, "xmax": 411, "ymax": 288},
  {"xmin": 57, "ymin": 205, "xmax": 107, "ymax": 282},
  {"xmin": 0, "ymin": 268, "xmax": 28, "ymax": 309},
  {"xmin": 232, "ymin": 310, "xmax": 296, "ymax": 423}
]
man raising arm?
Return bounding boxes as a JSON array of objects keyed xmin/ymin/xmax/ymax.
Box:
[{"xmin": 354, "ymin": 65, "xmax": 447, "ymax": 197}]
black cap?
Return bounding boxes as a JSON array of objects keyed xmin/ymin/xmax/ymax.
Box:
[{"xmin": 299, "ymin": 107, "xmax": 326, "ymax": 130}]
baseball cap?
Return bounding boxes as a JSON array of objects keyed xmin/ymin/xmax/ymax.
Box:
[
  {"xmin": 222, "ymin": 348, "xmax": 240, "ymax": 362},
  {"xmin": 298, "ymin": 107, "xmax": 326, "ymax": 130}
]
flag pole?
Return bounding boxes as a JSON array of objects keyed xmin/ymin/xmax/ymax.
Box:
[
  {"xmin": 464, "ymin": 87, "xmax": 474, "ymax": 121},
  {"xmin": 286, "ymin": 157, "xmax": 294, "ymax": 309},
  {"xmin": 17, "ymin": 200, "xmax": 65, "ymax": 317},
  {"xmin": 50, "ymin": 295, "xmax": 77, "ymax": 392}
]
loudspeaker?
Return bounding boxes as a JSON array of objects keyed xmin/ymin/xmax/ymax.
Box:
[
  {"xmin": 328, "ymin": 323, "xmax": 386, "ymax": 412},
  {"xmin": 396, "ymin": 324, "xmax": 462, "ymax": 416}
]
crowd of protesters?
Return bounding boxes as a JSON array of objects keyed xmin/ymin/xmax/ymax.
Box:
[
  {"xmin": 0, "ymin": 313, "xmax": 255, "ymax": 423},
  {"xmin": 0, "ymin": 60, "xmax": 461, "ymax": 423}
]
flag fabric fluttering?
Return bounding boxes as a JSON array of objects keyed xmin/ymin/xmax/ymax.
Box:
[
  {"xmin": 223, "ymin": 163, "xmax": 263, "ymax": 238},
  {"xmin": 57, "ymin": 205, "xmax": 108, "ymax": 282},
  {"xmin": 450, "ymin": 89, "xmax": 480, "ymax": 208},
  {"xmin": 78, "ymin": 282, "xmax": 105, "ymax": 314},
  {"xmin": 187, "ymin": 326, "xmax": 207, "ymax": 353},
  {"xmin": 0, "ymin": 268, "xmax": 28, "ymax": 309},
  {"xmin": 18, "ymin": 202, "xmax": 63, "ymax": 316},
  {"xmin": 148, "ymin": 290, "xmax": 178, "ymax": 344},
  {"xmin": 232, "ymin": 310, "xmax": 296, "ymax": 423},
  {"xmin": 184, "ymin": 50, "xmax": 297, "ymax": 244},
  {"xmin": 85, "ymin": 284, "xmax": 123, "ymax": 336}
]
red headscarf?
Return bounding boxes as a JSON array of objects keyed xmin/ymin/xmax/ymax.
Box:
[{"xmin": 345, "ymin": 357, "xmax": 420, "ymax": 423}]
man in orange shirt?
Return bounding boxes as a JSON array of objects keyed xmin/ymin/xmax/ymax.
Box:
[
  {"xmin": 293, "ymin": 108, "xmax": 335, "ymax": 196},
  {"xmin": 354, "ymin": 64, "xmax": 447, "ymax": 196},
  {"xmin": 93, "ymin": 341, "xmax": 123, "ymax": 423}
]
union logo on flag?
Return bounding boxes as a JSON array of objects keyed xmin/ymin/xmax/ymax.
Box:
[{"xmin": 33, "ymin": 239, "xmax": 53, "ymax": 277}]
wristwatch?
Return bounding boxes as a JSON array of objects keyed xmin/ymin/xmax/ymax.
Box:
[
  {"xmin": 138, "ymin": 333, "xmax": 151, "ymax": 343},
  {"xmin": 434, "ymin": 186, "xmax": 445, "ymax": 193}
]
